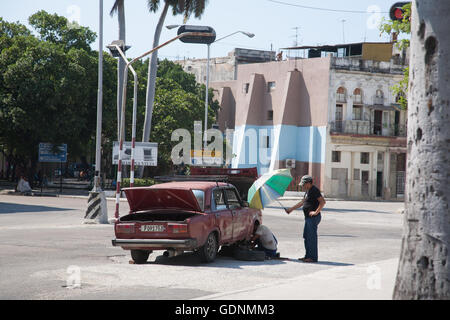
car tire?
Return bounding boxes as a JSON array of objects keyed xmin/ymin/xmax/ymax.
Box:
[
  {"xmin": 130, "ymin": 250, "xmax": 151, "ymax": 264},
  {"xmin": 233, "ymin": 248, "xmax": 266, "ymax": 261},
  {"xmin": 218, "ymin": 244, "xmax": 238, "ymax": 257},
  {"xmin": 199, "ymin": 233, "xmax": 218, "ymax": 263}
]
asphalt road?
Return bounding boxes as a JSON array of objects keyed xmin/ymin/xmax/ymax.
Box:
[{"xmin": 0, "ymin": 194, "xmax": 404, "ymax": 300}]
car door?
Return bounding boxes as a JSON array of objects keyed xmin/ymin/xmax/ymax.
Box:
[
  {"xmin": 224, "ymin": 187, "xmax": 247, "ymax": 242},
  {"xmin": 211, "ymin": 188, "xmax": 233, "ymax": 243}
]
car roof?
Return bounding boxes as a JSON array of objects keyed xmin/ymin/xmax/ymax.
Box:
[{"xmin": 150, "ymin": 181, "xmax": 231, "ymax": 191}]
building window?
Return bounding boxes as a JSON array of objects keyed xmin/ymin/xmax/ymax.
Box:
[
  {"xmin": 262, "ymin": 135, "xmax": 270, "ymax": 148},
  {"xmin": 360, "ymin": 152, "xmax": 370, "ymax": 164},
  {"xmin": 267, "ymin": 110, "xmax": 273, "ymax": 120},
  {"xmin": 353, "ymin": 105, "xmax": 362, "ymax": 120},
  {"xmin": 375, "ymin": 89, "xmax": 384, "ymax": 105},
  {"xmin": 332, "ymin": 151, "xmax": 341, "ymax": 162},
  {"xmin": 353, "ymin": 169, "xmax": 360, "ymax": 180},
  {"xmin": 267, "ymin": 81, "xmax": 276, "ymax": 92},
  {"xmin": 353, "ymin": 88, "xmax": 363, "ymax": 104},
  {"xmin": 378, "ymin": 152, "xmax": 384, "ymax": 161},
  {"xmin": 243, "ymin": 83, "xmax": 249, "ymax": 94},
  {"xmin": 336, "ymin": 87, "xmax": 346, "ymax": 103}
]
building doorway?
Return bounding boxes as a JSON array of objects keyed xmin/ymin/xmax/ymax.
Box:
[
  {"xmin": 376, "ymin": 171, "xmax": 383, "ymax": 197},
  {"xmin": 374, "ymin": 110, "xmax": 382, "ymax": 135},
  {"xmin": 335, "ymin": 104, "xmax": 343, "ymax": 132},
  {"xmin": 361, "ymin": 170, "xmax": 369, "ymax": 196},
  {"xmin": 394, "ymin": 111, "xmax": 400, "ymax": 136},
  {"xmin": 332, "ymin": 168, "xmax": 348, "ymax": 197}
]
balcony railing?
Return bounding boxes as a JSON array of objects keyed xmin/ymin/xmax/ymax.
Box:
[{"xmin": 330, "ymin": 120, "xmax": 406, "ymax": 137}]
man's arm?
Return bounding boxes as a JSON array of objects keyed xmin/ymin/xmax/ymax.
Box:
[
  {"xmin": 285, "ymin": 199, "xmax": 304, "ymax": 214},
  {"xmin": 309, "ymin": 196, "xmax": 326, "ymax": 216}
]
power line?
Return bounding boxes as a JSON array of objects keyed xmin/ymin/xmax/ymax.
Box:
[{"xmin": 267, "ymin": 0, "xmax": 388, "ymax": 14}]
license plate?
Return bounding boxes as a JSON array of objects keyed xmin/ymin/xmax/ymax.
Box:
[{"xmin": 140, "ymin": 224, "xmax": 165, "ymax": 232}]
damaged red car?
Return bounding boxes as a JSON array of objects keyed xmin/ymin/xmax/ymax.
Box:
[{"xmin": 112, "ymin": 181, "xmax": 262, "ymax": 263}]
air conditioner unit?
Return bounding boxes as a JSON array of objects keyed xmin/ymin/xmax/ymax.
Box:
[{"xmin": 285, "ymin": 159, "xmax": 296, "ymax": 168}]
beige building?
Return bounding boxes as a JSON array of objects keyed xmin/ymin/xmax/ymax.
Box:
[{"xmin": 190, "ymin": 42, "xmax": 407, "ymax": 200}]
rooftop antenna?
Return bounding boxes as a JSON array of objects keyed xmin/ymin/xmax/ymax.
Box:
[
  {"xmin": 292, "ymin": 26, "xmax": 300, "ymax": 70},
  {"xmin": 341, "ymin": 19, "xmax": 346, "ymax": 43}
]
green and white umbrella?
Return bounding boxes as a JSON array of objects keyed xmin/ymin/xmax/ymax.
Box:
[{"xmin": 248, "ymin": 169, "xmax": 293, "ymax": 209}]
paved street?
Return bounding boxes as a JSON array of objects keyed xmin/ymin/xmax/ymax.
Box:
[{"xmin": 0, "ymin": 194, "xmax": 404, "ymax": 300}]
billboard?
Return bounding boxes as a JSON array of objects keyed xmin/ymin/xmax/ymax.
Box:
[
  {"xmin": 38, "ymin": 143, "xmax": 67, "ymax": 163},
  {"xmin": 112, "ymin": 142, "xmax": 158, "ymax": 167}
]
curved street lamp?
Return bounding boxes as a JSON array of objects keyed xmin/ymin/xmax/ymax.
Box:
[{"xmin": 166, "ymin": 26, "xmax": 255, "ymax": 148}]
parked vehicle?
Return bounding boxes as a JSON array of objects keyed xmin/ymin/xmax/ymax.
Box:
[{"xmin": 112, "ymin": 180, "xmax": 262, "ymax": 263}]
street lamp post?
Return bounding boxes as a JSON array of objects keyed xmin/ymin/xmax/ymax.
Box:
[{"xmin": 84, "ymin": 0, "xmax": 108, "ymax": 224}]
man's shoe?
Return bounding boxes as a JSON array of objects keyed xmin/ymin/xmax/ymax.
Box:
[{"xmin": 302, "ymin": 258, "xmax": 316, "ymax": 263}]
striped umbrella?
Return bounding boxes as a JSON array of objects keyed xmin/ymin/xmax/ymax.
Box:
[{"xmin": 248, "ymin": 169, "xmax": 293, "ymax": 209}]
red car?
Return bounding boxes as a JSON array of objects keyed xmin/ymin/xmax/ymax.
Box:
[{"xmin": 112, "ymin": 181, "xmax": 262, "ymax": 263}]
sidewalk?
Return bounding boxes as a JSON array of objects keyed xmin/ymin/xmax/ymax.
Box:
[{"xmin": 195, "ymin": 258, "xmax": 399, "ymax": 300}]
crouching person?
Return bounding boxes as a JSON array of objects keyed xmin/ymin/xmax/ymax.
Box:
[{"xmin": 251, "ymin": 224, "xmax": 279, "ymax": 259}]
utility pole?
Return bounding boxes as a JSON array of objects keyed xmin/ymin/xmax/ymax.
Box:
[{"xmin": 84, "ymin": 0, "xmax": 108, "ymax": 224}]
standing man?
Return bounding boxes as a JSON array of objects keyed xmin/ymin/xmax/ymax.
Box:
[{"xmin": 285, "ymin": 175, "xmax": 326, "ymax": 263}]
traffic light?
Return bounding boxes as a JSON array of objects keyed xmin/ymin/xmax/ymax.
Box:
[
  {"xmin": 177, "ymin": 25, "xmax": 216, "ymax": 44},
  {"xmin": 389, "ymin": 2, "xmax": 410, "ymax": 21}
]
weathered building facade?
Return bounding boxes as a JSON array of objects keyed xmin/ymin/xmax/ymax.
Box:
[{"xmin": 202, "ymin": 42, "xmax": 407, "ymax": 200}]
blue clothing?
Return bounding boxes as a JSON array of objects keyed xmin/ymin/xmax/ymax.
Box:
[
  {"xmin": 303, "ymin": 213, "xmax": 321, "ymax": 262},
  {"xmin": 256, "ymin": 235, "xmax": 278, "ymax": 258}
]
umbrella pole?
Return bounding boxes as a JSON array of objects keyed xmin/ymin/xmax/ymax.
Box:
[{"xmin": 276, "ymin": 199, "xmax": 287, "ymax": 211}]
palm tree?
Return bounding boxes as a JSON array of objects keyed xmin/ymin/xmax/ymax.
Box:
[
  {"xmin": 141, "ymin": 0, "xmax": 208, "ymax": 174},
  {"xmin": 110, "ymin": 0, "xmax": 126, "ymax": 141}
]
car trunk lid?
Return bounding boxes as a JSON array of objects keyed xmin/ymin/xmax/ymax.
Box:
[{"xmin": 123, "ymin": 187, "xmax": 202, "ymax": 213}]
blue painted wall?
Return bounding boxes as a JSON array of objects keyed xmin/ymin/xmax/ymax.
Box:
[{"xmin": 232, "ymin": 125, "xmax": 326, "ymax": 174}]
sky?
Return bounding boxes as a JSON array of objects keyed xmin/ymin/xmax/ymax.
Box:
[{"xmin": 1, "ymin": 0, "xmax": 398, "ymax": 61}]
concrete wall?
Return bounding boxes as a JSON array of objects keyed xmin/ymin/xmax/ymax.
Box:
[
  {"xmin": 362, "ymin": 43, "xmax": 394, "ymax": 62},
  {"xmin": 211, "ymin": 58, "xmax": 331, "ymax": 189}
]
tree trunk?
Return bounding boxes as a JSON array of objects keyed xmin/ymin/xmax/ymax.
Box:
[
  {"xmin": 117, "ymin": 2, "xmax": 126, "ymax": 141},
  {"xmin": 139, "ymin": 1, "xmax": 169, "ymax": 177},
  {"xmin": 393, "ymin": 0, "xmax": 450, "ymax": 299}
]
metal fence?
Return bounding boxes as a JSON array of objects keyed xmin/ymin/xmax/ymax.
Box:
[{"xmin": 330, "ymin": 121, "xmax": 406, "ymax": 137}]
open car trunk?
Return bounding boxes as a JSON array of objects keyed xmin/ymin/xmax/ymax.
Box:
[{"xmin": 119, "ymin": 210, "xmax": 199, "ymax": 222}]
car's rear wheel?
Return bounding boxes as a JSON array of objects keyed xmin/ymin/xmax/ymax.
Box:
[
  {"xmin": 130, "ymin": 250, "xmax": 151, "ymax": 264},
  {"xmin": 199, "ymin": 233, "xmax": 218, "ymax": 263}
]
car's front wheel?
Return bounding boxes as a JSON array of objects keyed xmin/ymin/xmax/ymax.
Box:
[
  {"xmin": 199, "ymin": 233, "xmax": 218, "ymax": 263},
  {"xmin": 130, "ymin": 250, "xmax": 151, "ymax": 264}
]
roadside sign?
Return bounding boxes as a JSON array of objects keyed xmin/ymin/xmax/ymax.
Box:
[
  {"xmin": 38, "ymin": 143, "xmax": 67, "ymax": 163},
  {"xmin": 112, "ymin": 142, "xmax": 158, "ymax": 167},
  {"xmin": 191, "ymin": 149, "xmax": 222, "ymax": 167}
]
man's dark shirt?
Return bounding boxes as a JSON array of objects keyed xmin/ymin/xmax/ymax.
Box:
[{"xmin": 302, "ymin": 185, "xmax": 322, "ymax": 218}]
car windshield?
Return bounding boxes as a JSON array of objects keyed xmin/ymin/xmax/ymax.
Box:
[{"xmin": 192, "ymin": 190, "xmax": 205, "ymax": 211}]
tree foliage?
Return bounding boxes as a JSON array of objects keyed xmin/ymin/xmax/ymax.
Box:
[
  {"xmin": 0, "ymin": 11, "xmax": 218, "ymax": 181},
  {"xmin": 379, "ymin": 2, "xmax": 411, "ymax": 110}
]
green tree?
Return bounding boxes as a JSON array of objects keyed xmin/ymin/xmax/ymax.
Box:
[
  {"xmin": 29, "ymin": 10, "xmax": 96, "ymax": 51},
  {"xmin": 0, "ymin": 12, "xmax": 116, "ymax": 182},
  {"xmin": 379, "ymin": 2, "xmax": 411, "ymax": 109},
  {"xmin": 136, "ymin": 59, "xmax": 216, "ymax": 175}
]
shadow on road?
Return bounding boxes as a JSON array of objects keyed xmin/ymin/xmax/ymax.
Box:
[
  {"xmin": 263, "ymin": 206, "xmax": 392, "ymax": 214},
  {"xmin": 140, "ymin": 252, "xmax": 287, "ymax": 269},
  {"xmin": 288, "ymin": 259, "xmax": 354, "ymax": 267},
  {"xmin": 0, "ymin": 202, "xmax": 73, "ymax": 214}
]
